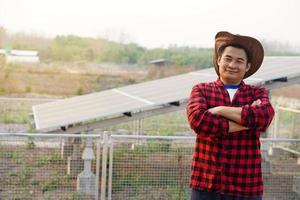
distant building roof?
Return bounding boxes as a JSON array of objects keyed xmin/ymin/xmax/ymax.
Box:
[
  {"xmin": 148, "ymin": 58, "xmax": 168, "ymax": 65},
  {"xmin": 10, "ymin": 50, "xmax": 38, "ymax": 56},
  {"xmin": 0, "ymin": 49, "xmax": 38, "ymax": 56},
  {"xmin": 0, "ymin": 49, "xmax": 40, "ymax": 63}
]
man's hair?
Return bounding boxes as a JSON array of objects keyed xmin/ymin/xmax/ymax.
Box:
[{"xmin": 217, "ymin": 44, "xmax": 251, "ymax": 62}]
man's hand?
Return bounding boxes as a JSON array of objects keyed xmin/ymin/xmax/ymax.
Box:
[
  {"xmin": 251, "ymin": 99, "xmax": 261, "ymax": 106},
  {"xmin": 208, "ymin": 106, "xmax": 222, "ymax": 115},
  {"xmin": 207, "ymin": 99, "xmax": 262, "ymax": 133},
  {"xmin": 229, "ymin": 121, "xmax": 248, "ymax": 133},
  {"xmin": 208, "ymin": 106, "xmax": 242, "ymax": 124}
]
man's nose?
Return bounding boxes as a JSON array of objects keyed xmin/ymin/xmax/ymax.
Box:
[{"xmin": 228, "ymin": 61, "xmax": 236, "ymax": 68}]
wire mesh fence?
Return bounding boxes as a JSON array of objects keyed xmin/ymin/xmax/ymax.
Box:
[
  {"xmin": 271, "ymin": 106, "xmax": 300, "ymax": 139},
  {"xmin": 0, "ymin": 133, "xmax": 300, "ymax": 200},
  {"xmin": 0, "ymin": 98, "xmax": 300, "ymax": 200},
  {"xmin": 0, "ymin": 133, "xmax": 100, "ymax": 200},
  {"xmin": 110, "ymin": 135, "xmax": 193, "ymax": 200},
  {"xmin": 108, "ymin": 135, "xmax": 300, "ymax": 200}
]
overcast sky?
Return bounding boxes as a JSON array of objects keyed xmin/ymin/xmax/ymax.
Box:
[{"xmin": 1, "ymin": 0, "xmax": 300, "ymax": 49}]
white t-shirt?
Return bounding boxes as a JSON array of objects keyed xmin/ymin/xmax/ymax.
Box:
[{"xmin": 224, "ymin": 85, "xmax": 240, "ymax": 102}]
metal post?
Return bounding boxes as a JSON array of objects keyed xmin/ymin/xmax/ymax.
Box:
[
  {"xmin": 67, "ymin": 137, "xmax": 83, "ymax": 176},
  {"xmin": 133, "ymin": 120, "xmax": 137, "ymax": 135},
  {"xmin": 271, "ymin": 106, "xmax": 280, "ymax": 154},
  {"xmin": 108, "ymin": 142, "xmax": 113, "ymax": 200},
  {"xmin": 274, "ymin": 106, "xmax": 280, "ymax": 139},
  {"xmin": 95, "ymin": 138, "xmax": 101, "ymax": 200},
  {"xmin": 138, "ymin": 119, "xmax": 143, "ymax": 135},
  {"xmin": 101, "ymin": 132, "xmax": 109, "ymax": 200}
]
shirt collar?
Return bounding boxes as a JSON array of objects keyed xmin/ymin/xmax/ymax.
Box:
[
  {"xmin": 224, "ymin": 84, "xmax": 240, "ymax": 89},
  {"xmin": 215, "ymin": 78, "xmax": 245, "ymax": 89}
]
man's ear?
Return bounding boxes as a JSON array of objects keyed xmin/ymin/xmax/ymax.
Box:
[
  {"xmin": 217, "ymin": 57, "xmax": 221, "ymax": 66},
  {"xmin": 246, "ymin": 63, "xmax": 251, "ymax": 72}
]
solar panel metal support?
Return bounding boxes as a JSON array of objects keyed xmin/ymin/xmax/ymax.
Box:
[
  {"xmin": 60, "ymin": 124, "xmax": 75, "ymax": 132},
  {"xmin": 265, "ymin": 77, "xmax": 288, "ymax": 85},
  {"xmin": 123, "ymin": 112, "xmax": 132, "ymax": 117},
  {"xmin": 273, "ymin": 77, "xmax": 288, "ymax": 82},
  {"xmin": 169, "ymin": 101, "xmax": 180, "ymax": 106},
  {"xmin": 265, "ymin": 75, "xmax": 300, "ymax": 90}
]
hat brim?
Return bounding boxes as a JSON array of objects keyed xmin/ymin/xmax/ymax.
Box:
[{"xmin": 214, "ymin": 31, "xmax": 264, "ymax": 79}]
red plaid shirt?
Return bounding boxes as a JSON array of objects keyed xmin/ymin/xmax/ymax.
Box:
[{"xmin": 186, "ymin": 79, "xmax": 274, "ymax": 197}]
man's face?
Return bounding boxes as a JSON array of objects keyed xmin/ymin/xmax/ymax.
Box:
[{"xmin": 217, "ymin": 46, "xmax": 251, "ymax": 85}]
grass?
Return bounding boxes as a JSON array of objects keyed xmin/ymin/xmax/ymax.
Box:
[
  {"xmin": 111, "ymin": 143, "xmax": 192, "ymax": 200},
  {"xmin": 107, "ymin": 110, "xmax": 191, "ymax": 136},
  {"xmin": 36, "ymin": 152, "xmax": 63, "ymax": 167},
  {"xmin": 41, "ymin": 175, "xmax": 63, "ymax": 192},
  {"xmin": 2, "ymin": 143, "xmax": 189, "ymax": 198},
  {"xmin": 0, "ymin": 63, "xmax": 147, "ymax": 96},
  {"xmin": 0, "ymin": 146, "xmax": 77, "ymax": 199},
  {"xmin": 0, "ymin": 100, "xmax": 34, "ymax": 124},
  {"xmin": 26, "ymin": 136, "xmax": 36, "ymax": 149},
  {"xmin": 11, "ymin": 162, "xmax": 33, "ymax": 187},
  {"xmin": 0, "ymin": 110, "xmax": 30, "ymax": 124},
  {"xmin": 0, "ymin": 151, "xmax": 18, "ymax": 159}
]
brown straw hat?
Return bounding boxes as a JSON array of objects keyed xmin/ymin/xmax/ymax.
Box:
[{"xmin": 213, "ymin": 31, "xmax": 264, "ymax": 79}]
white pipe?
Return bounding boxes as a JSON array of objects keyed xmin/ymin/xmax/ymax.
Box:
[
  {"xmin": 108, "ymin": 142, "xmax": 113, "ymax": 200},
  {"xmin": 101, "ymin": 132, "xmax": 108, "ymax": 200},
  {"xmin": 95, "ymin": 139, "xmax": 101, "ymax": 200}
]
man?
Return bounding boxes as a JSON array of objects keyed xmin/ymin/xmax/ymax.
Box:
[{"xmin": 186, "ymin": 31, "xmax": 275, "ymax": 200}]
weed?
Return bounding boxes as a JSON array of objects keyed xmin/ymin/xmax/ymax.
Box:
[
  {"xmin": 76, "ymin": 87, "xmax": 83, "ymax": 95},
  {"xmin": 0, "ymin": 151, "xmax": 17, "ymax": 159},
  {"xmin": 17, "ymin": 164, "xmax": 33, "ymax": 187},
  {"xmin": 69, "ymin": 192, "xmax": 85, "ymax": 200},
  {"xmin": 41, "ymin": 175, "xmax": 72, "ymax": 193},
  {"xmin": 0, "ymin": 87, "xmax": 5, "ymax": 94},
  {"xmin": 41, "ymin": 176, "xmax": 61, "ymax": 193},
  {"xmin": 36, "ymin": 152, "xmax": 63, "ymax": 167},
  {"xmin": 0, "ymin": 111, "xmax": 29, "ymax": 124},
  {"xmin": 26, "ymin": 136, "xmax": 36, "ymax": 149},
  {"xmin": 25, "ymin": 85, "xmax": 32, "ymax": 93}
]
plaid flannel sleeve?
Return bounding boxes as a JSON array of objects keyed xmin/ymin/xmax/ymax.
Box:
[
  {"xmin": 186, "ymin": 84, "xmax": 229, "ymax": 137},
  {"xmin": 241, "ymin": 87, "xmax": 275, "ymax": 131}
]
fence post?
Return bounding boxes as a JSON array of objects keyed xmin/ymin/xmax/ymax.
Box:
[
  {"xmin": 270, "ymin": 106, "xmax": 280, "ymax": 155},
  {"xmin": 95, "ymin": 137, "xmax": 101, "ymax": 200},
  {"xmin": 274, "ymin": 106, "xmax": 280, "ymax": 139},
  {"xmin": 108, "ymin": 141, "xmax": 113, "ymax": 200},
  {"xmin": 101, "ymin": 132, "xmax": 109, "ymax": 200},
  {"xmin": 67, "ymin": 137, "xmax": 83, "ymax": 176}
]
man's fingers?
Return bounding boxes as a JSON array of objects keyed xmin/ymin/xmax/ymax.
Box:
[{"xmin": 251, "ymin": 99, "xmax": 261, "ymax": 106}]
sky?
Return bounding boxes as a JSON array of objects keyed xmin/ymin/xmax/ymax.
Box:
[{"xmin": 1, "ymin": 0, "xmax": 300, "ymax": 49}]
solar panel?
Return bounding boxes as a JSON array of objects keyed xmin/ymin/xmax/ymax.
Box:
[{"xmin": 32, "ymin": 57, "xmax": 300, "ymax": 132}]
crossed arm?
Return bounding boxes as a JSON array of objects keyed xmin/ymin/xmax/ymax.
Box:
[
  {"xmin": 208, "ymin": 100, "xmax": 261, "ymax": 133},
  {"xmin": 187, "ymin": 85, "xmax": 275, "ymax": 136}
]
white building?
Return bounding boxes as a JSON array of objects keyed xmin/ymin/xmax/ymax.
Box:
[{"xmin": 0, "ymin": 49, "xmax": 40, "ymax": 64}]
